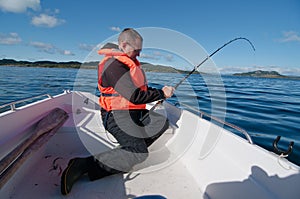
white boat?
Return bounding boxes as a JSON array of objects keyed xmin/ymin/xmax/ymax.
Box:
[{"xmin": 0, "ymin": 90, "xmax": 299, "ymax": 199}]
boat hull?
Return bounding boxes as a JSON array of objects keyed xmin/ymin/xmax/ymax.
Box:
[{"xmin": 0, "ymin": 91, "xmax": 299, "ymax": 198}]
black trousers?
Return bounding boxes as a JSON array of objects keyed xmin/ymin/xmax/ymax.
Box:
[{"xmin": 87, "ymin": 109, "xmax": 169, "ymax": 181}]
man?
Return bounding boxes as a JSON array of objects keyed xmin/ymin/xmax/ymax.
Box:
[{"xmin": 61, "ymin": 28, "xmax": 175, "ymax": 195}]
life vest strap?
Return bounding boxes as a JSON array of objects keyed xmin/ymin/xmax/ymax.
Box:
[{"xmin": 100, "ymin": 93, "xmax": 120, "ymax": 97}]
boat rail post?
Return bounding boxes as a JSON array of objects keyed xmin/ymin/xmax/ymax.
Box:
[{"xmin": 0, "ymin": 93, "xmax": 53, "ymax": 112}]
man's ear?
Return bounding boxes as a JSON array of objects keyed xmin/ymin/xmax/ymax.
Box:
[{"xmin": 119, "ymin": 41, "xmax": 126, "ymax": 51}]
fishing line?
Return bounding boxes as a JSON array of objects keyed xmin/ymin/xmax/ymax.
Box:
[
  {"xmin": 147, "ymin": 37, "xmax": 256, "ymax": 113},
  {"xmin": 174, "ymin": 37, "xmax": 255, "ymax": 89}
]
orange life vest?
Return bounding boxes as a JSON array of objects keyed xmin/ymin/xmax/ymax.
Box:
[{"xmin": 98, "ymin": 48, "xmax": 147, "ymax": 111}]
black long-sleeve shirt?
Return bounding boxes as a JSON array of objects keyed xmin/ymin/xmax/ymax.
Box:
[{"xmin": 101, "ymin": 58, "xmax": 165, "ymax": 105}]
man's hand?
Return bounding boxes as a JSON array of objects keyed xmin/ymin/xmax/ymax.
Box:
[{"xmin": 162, "ymin": 86, "xmax": 175, "ymax": 98}]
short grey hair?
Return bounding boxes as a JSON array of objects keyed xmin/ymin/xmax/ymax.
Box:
[{"xmin": 118, "ymin": 28, "xmax": 143, "ymax": 45}]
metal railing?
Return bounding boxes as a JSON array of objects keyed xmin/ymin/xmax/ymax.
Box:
[
  {"xmin": 1, "ymin": 92, "xmax": 253, "ymax": 144},
  {"xmin": 180, "ymin": 103, "xmax": 253, "ymax": 144},
  {"xmin": 198, "ymin": 110, "xmax": 253, "ymax": 144},
  {"xmin": 0, "ymin": 93, "xmax": 53, "ymax": 112}
]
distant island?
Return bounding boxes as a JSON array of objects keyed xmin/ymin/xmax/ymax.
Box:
[
  {"xmin": 233, "ymin": 70, "xmax": 284, "ymax": 78},
  {"xmin": 1, "ymin": 59, "xmax": 299, "ymax": 80},
  {"xmin": 233, "ymin": 70, "xmax": 300, "ymax": 80},
  {"xmin": 0, "ymin": 58, "xmax": 82, "ymax": 68},
  {"xmin": 0, "ymin": 58, "xmax": 191, "ymax": 73}
]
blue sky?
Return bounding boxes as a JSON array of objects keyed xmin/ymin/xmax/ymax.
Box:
[{"xmin": 0, "ymin": 0, "xmax": 299, "ymax": 75}]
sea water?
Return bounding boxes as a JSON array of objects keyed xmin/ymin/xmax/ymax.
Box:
[{"xmin": 1, "ymin": 66, "xmax": 299, "ymax": 166}]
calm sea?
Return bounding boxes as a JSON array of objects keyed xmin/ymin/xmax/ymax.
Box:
[{"xmin": 1, "ymin": 66, "xmax": 299, "ymax": 166}]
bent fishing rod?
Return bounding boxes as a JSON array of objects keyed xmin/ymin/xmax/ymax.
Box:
[{"xmin": 147, "ymin": 37, "xmax": 256, "ymax": 113}]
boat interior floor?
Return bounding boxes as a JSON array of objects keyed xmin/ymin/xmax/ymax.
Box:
[{"xmin": 3, "ymin": 108, "xmax": 207, "ymax": 199}]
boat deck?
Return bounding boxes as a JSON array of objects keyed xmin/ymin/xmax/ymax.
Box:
[
  {"xmin": 2, "ymin": 106, "xmax": 206, "ymax": 199},
  {"xmin": 2, "ymin": 91, "xmax": 300, "ymax": 199}
]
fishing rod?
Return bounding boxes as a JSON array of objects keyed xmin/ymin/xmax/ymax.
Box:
[
  {"xmin": 173, "ymin": 37, "xmax": 255, "ymax": 89},
  {"xmin": 147, "ymin": 37, "xmax": 256, "ymax": 113}
]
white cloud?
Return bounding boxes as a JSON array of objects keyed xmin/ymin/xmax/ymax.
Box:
[
  {"xmin": 0, "ymin": 0, "xmax": 40, "ymax": 13},
  {"xmin": 0, "ymin": 32, "xmax": 22, "ymax": 45},
  {"xmin": 31, "ymin": 13, "xmax": 65, "ymax": 28},
  {"xmin": 59, "ymin": 49, "xmax": 74, "ymax": 56},
  {"xmin": 164, "ymin": 54, "xmax": 174, "ymax": 62},
  {"xmin": 79, "ymin": 43, "xmax": 96, "ymax": 51},
  {"xmin": 110, "ymin": 26, "xmax": 121, "ymax": 32},
  {"xmin": 140, "ymin": 53, "xmax": 159, "ymax": 60},
  {"xmin": 140, "ymin": 50, "xmax": 174, "ymax": 62},
  {"xmin": 29, "ymin": 41, "xmax": 74, "ymax": 56},
  {"xmin": 0, "ymin": 1, "xmax": 65, "ymax": 28},
  {"xmin": 279, "ymin": 31, "xmax": 300, "ymax": 43},
  {"xmin": 29, "ymin": 41, "xmax": 55, "ymax": 53}
]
